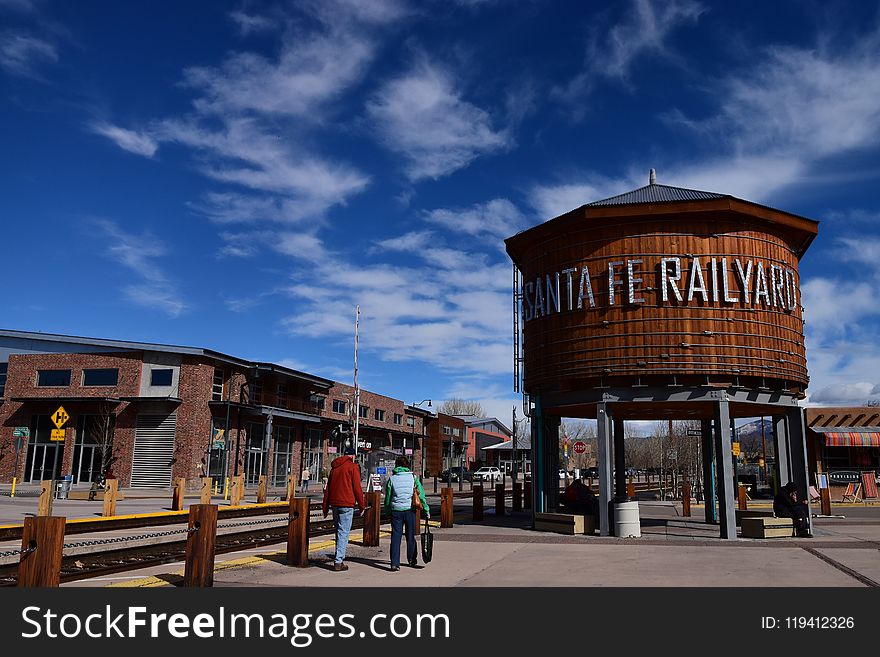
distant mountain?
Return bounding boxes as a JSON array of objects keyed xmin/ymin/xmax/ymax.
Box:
[{"xmin": 735, "ymin": 418, "xmax": 773, "ymax": 440}]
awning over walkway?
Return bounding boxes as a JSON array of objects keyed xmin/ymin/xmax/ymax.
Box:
[{"xmin": 810, "ymin": 426, "xmax": 880, "ymax": 446}]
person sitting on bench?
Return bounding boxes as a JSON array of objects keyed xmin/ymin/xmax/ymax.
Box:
[
  {"xmin": 773, "ymin": 482, "xmax": 813, "ymax": 538},
  {"xmin": 564, "ymin": 477, "xmax": 598, "ymax": 517}
]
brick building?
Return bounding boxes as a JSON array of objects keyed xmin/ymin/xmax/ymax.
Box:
[
  {"xmin": 423, "ymin": 412, "xmax": 466, "ymax": 477},
  {"xmin": 0, "ymin": 329, "xmax": 429, "ymax": 490}
]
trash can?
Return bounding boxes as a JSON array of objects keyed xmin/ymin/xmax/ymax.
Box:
[
  {"xmin": 55, "ymin": 475, "xmax": 73, "ymax": 500},
  {"xmin": 614, "ymin": 500, "xmax": 641, "ymax": 538}
]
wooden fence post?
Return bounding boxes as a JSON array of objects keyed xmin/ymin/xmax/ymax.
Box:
[
  {"xmin": 524, "ymin": 480, "xmax": 532, "ymax": 509},
  {"xmin": 682, "ymin": 482, "xmax": 691, "ymax": 517},
  {"xmin": 287, "ymin": 497, "xmax": 310, "ymax": 567},
  {"xmin": 230, "ymin": 474, "xmax": 244, "ymax": 507},
  {"xmin": 286, "ymin": 475, "xmax": 296, "ymax": 501},
  {"xmin": 737, "ymin": 484, "xmax": 748, "ymax": 511},
  {"xmin": 495, "ymin": 483, "xmax": 505, "ymax": 516},
  {"xmin": 362, "ymin": 492, "xmax": 381, "ymax": 546},
  {"xmin": 37, "ymin": 480, "xmax": 54, "ymax": 517},
  {"xmin": 473, "ymin": 485, "xmax": 484, "ymax": 520},
  {"xmin": 200, "ymin": 477, "xmax": 213, "ymax": 505},
  {"xmin": 440, "ymin": 487, "xmax": 454, "ymax": 528},
  {"xmin": 512, "ymin": 481, "xmax": 522, "ymax": 512},
  {"xmin": 172, "ymin": 478, "xmax": 186, "ymax": 511},
  {"xmin": 17, "ymin": 516, "xmax": 65, "ymax": 587},
  {"xmin": 257, "ymin": 475, "xmax": 267, "ymax": 504},
  {"xmin": 820, "ymin": 487, "xmax": 832, "ymax": 516},
  {"xmin": 183, "ymin": 504, "xmax": 218, "ymax": 587},
  {"xmin": 102, "ymin": 479, "xmax": 118, "ymax": 517},
  {"xmin": 627, "ymin": 479, "xmax": 636, "ymax": 500}
]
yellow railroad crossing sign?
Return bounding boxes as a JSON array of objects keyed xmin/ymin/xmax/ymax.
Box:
[
  {"xmin": 732, "ymin": 442, "xmax": 741, "ymax": 456},
  {"xmin": 50, "ymin": 428, "xmax": 66, "ymax": 441},
  {"xmin": 51, "ymin": 406, "xmax": 70, "ymax": 429}
]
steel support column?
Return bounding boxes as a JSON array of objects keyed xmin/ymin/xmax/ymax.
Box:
[
  {"xmin": 786, "ymin": 407, "xmax": 812, "ymax": 534},
  {"xmin": 597, "ymin": 403, "xmax": 613, "ymax": 536},
  {"xmin": 613, "ymin": 418, "xmax": 626, "ymax": 502},
  {"xmin": 773, "ymin": 415, "xmax": 790, "ymax": 495},
  {"xmin": 532, "ymin": 393, "xmax": 544, "ymax": 513},
  {"xmin": 713, "ymin": 400, "xmax": 737, "ymax": 540},
  {"xmin": 544, "ymin": 415, "xmax": 560, "ymax": 511},
  {"xmin": 701, "ymin": 419, "xmax": 717, "ymax": 524}
]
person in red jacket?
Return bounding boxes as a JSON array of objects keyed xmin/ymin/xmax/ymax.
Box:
[{"xmin": 322, "ymin": 447, "xmax": 367, "ymax": 571}]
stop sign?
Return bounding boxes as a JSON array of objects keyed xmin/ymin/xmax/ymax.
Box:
[{"xmin": 573, "ymin": 441, "xmax": 587, "ymax": 454}]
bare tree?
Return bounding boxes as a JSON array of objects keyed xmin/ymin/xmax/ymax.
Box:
[
  {"xmin": 560, "ymin": 420, "xmax": 596, "ymax": 469},
  {"xmin": 438, "ymin": 398, "xmax": 486, "ymax": 417},
  {"xmin": 88, "ymin": 401, "xmax": 118, "ymax": 479}
]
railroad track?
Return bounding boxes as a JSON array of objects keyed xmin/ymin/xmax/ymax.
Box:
[{"xmin": 0, "ymin": 514, "xmax": 368, "ymax": 586}]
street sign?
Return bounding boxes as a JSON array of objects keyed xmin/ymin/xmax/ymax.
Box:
[
  {"xmin": 573, "ymin": 440, "xmax": 588, "ymax": 454},
  {"xmin": 732, "ymin": 442, "xmax": 741, "ymax": 456},
  {"xmin": 369, "ymin": 474, "xmax": 382, "ymax": 492},
  {"xmin": 376, "ymin": 467, "xmax": 387, "ymax": 475},
  {"xmin": 13, "ymin": 437, "xmax": 26, "ymax": 452},
  {"xmin": 51, "ymin": 406, "xmax": 70, "ymax": 429},
  {"xmin": 687, "ymin": 429, "xmax": 701, "ymax": 436},
  {"xmin": 50, "ymin": 428, "xmax": 66, "ymax": 441},
  {"xmin": 13, "ymin": 427, "xmax": 29, "ymax": 438}
]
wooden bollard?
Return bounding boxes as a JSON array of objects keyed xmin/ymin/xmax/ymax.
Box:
[
  {"xmin": 17, "ymin": 516, "xmax": 66, "ymax": 587},
  {"xmin": 440, "ymin": 487, "xmax": 454, "ymax": 528},
  {"xmin": 513, "ymin": 482, "xmax": 522, "ymax": 512},
  {"xmin": 286, "ymin": 475, "xmax": 296, "ymax": 501},
  {"xmin": 820, "ymin": 487, "xmax": 832, "ymax": 516},
  {"xmin": 737, "ymin": 484, "xmax": 748, "ymax": 511},
  {"xmin": 257, "ymin": 475, "xmax": 267, "ymax": 504},
  {"xmin": 362, "ymin": 492, "xmax": 381, "ymax": 546},
  {"xmin": 473, "ymin": 484, "xmax": 484, "ymax": 520},
  {"xmin": 172, "ymin": 477, "xmax": 186, "ymax": 511},
  {"xmin": 524, "ymin": 480, "xmax": 532, "ymax": 509},
  {"xmin": 495, "ymin": 483, "xmax": 505, "ymax": 516},
  {"xmin": 682, "ymin": 482, "xmax": 691, "ymax": 517},
  {"xmin": 200, "ymin": 477, "xmax": 213, "ymax": 504},
  {"xmin": 627, "ymin": 480, "xmax": 636, "ymax": 499},
  {"xmin": 183, "ymin": 504, "xmax": 218, "ymax": 587},
  {"xmin": 230, "ymin": 474, "xmax": 244, "ymax": 507},
  {"xmin": 102, "ymin": 479, "xmax": 118, "ymax": 517},
  {"xmin": 287, "ymin": 497, "xmax": 310, "ymax": 567},
  {"xmin": 37, "ymin": 480, "xmax": 53, "ymax": 517}
]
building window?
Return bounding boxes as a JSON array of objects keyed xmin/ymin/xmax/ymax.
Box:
[
  {"xmin": 452, "ymin": 428, "xmax": 461, "ymax": 438},
  {"xmin": 150, "ymin": 369, "xmax": 173, "ymax": 387},
  {"xmin": 394, "ymin": 413, "xmax": 403, "ymax": 425},
  {"xmin": 37, "ymin": 369, "xmax": 71, "ymax": 387},
  {"xmin": 332, "ymin": 399, "xmax": 347, "ymax": 414},
  {"xmin": 406, "ymin": 415, "xmax": 415, "ymax": 427},
  {"xmin": 312, "ymin": 396, "xmax": 326, "ymax": 411},
  {"xmin": 359, "ymin": 405, "xmax": 369, "ymax": 419},
  {"xmin": 374, "ymin": 409, "xmax": 385, "ymax": 422},
  {"xmin": 0, "ymin": 362, "xmax": 7, "ymax": 397},
  {"xmin": 212, "ymin": 368, "xmax": 224, "ymax": 401},
  {"xmin": 82, "ymin": 368, "xmax": 119, "ymax": 387},
  {"xmin": 277, "ymin": 384, "xmax": 288, "ymax": 408},
  {"xmin": 442, "ymin": 425, "xmax": 452, "ymax": 436},
  {"xmin": 251, "ymin": 380, "xmax": 262, "ymax": 404}
]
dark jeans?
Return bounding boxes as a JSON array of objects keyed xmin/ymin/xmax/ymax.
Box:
[
  {"xmin": 390, "ymin": 509, "xmax": 417, "ymax": 568},
  {"xmin": 777, "ymin": 502, "xmax": 810, "ymax": 533}
]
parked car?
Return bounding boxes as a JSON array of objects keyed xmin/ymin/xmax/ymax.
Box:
[
  {"xmin": 439, "ymin": 467, "xmax": 473, "ymax": 483},
  {"xmin": 473, "ymin": 466, "xmax": 503, "ymax": 482}
]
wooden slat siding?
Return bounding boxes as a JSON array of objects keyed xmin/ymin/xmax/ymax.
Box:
[{"xmin": 514, "ymin": 212, "xmax": 811, "ymax": 397}]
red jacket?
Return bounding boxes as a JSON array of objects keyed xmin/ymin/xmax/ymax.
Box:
[{"xmin": 322, "ymin": 455, "xmax": 366, "ymax": 514}]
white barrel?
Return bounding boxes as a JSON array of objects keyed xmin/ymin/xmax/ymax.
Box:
[{"xmin": 614, "ymin": 501, "xmax": 641, "ymax": 538}]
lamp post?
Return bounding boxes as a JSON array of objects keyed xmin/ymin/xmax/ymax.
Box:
[{"xmin": 410, "ymin": 400, "xmax": 431, "ymax": 473}]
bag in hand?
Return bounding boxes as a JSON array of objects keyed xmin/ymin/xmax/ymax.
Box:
[{"xmin": 421, "ymin": 516, "xmax": 433, "ymax": 563}]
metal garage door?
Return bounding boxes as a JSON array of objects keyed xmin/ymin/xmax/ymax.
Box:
[{"xmin": 130, "ymin": 414, "xmax": 177, "ymax": 488}]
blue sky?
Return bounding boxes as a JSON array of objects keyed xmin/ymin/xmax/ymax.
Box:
[{"xmin": 3, "ymin": 0, "xmax": 880, "ymax": 424}]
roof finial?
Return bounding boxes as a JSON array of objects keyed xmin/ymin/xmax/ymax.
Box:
[{"xmin": 649, "ymin": 168, "xmax": 656, "ymax": 185}]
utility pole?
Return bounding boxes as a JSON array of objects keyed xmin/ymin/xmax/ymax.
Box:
[{"xmin": 353, "ymin": 305, "xmax": 360, "ymax": 459}]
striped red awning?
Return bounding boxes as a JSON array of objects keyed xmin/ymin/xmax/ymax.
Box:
[{"xmin": 823, "ymin": 432, "xmax": 880, "ymax": 447}]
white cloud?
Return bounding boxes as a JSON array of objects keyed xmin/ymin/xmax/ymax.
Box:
[
  {"xmin": 556, "ymin": 0, "xmax": 704, "ymax": 103},
  {"xmin": 528, "ymin": 177, "xmax": 630, "ymax": 220},
  {"xmin": 0, "ymin": 30, "xmax": 56, "ymax": 76},
  {"xmin": 422, "ymin": 198, "xmax": 527, "ymax": 241},
  {"xmin": 96, "ymin": 220, "xmax": 187, "ymax": 318},
  {"xmin": 90, "ymin": 122, "xmax": 158, "ymax": 158},
  {"xmin": 367, "ymin": 58, "xmax": 510, "ymax": 181},
  {"xmin": 228, "ymin": 10, "xmax": 277, "ymax": 35}
]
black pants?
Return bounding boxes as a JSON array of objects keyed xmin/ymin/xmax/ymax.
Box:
[{"xmin": 778, "ymin": 503, "xmax": 810, "ymax": 533}]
